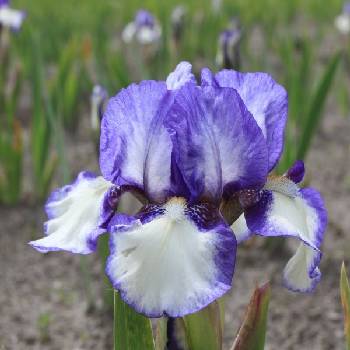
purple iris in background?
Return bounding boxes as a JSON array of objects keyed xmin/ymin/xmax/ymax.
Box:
[
  {"xmin": 30, "ymin": 62, "xmax": 327, "ymax": 317},
  {"xmin": 122, "ymin": 9, "xmax": 161, "ymax": 45},
  {"xmin": 0, "ymin": 0, "xmax": 26, "ymax": 32},
  {"xmin": 91, "ymin": 85, "xmax": 108, "ymax": 131},
  {"xmin": 216, "ymin": 18, "xmax": 241, "ymax": 70}
]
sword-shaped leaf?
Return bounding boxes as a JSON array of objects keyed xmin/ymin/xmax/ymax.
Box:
[
  {"xmin": 114, "ymin": 291, "xmax": 154, "ymax": 350},
  {"xmin": 340, "ymin": 262, "xmax": 350, "ymax": 350},
  {"xmin": 231, "ymin": 283, "xmax": 271, "ymax": 350}
]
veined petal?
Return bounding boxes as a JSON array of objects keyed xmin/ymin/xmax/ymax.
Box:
[
  {"xmin": 214, "ymin": 70, "xmax": 288, "ymax": 171},
  {"xmin": 166, "ymin": 83, "xmax": 268, "ymax": 203},
  {"xmin": 29, "ymin": 172, "xmax": 112, "ymax": 254},
  {"xmin": 106, "ymin": 198, "xmax": 236, "ymax": 317},
  {"xmin": 245, "ymin": 182, "xmax": 327, "ymax": 292},
  {"xmin": 166, "ymin": 62, "xmax": 196, "ymax": 91},
  {"xmin": 100, "ymin": 81, "xmax": 174, "ymax": 202}
]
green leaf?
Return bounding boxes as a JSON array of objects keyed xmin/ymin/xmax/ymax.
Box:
[
  {"xmin": 340, "ymin": 262, "xmax": 350, "ymax": 350},
  {"xmin": 231, "ymin": 283, "xmax": 271, "ymax": 350},
  {"xmin": 114, "ymin": 291, "xmax": 154, "ymax": 350},
  {"xmin": 296, "ymin": 52, "xmax": 341, "ymax": 160},
  {"xmin": 183, "ymin": 301, "xmax": 222, "ymax": 350}
]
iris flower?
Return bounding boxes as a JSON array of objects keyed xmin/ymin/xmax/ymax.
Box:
[
  {"xmin": 30, "ymin": 62, "xmax": 327, "ymax": 317},
  {"xmin": 122, "ymin": 9, "xmax": 161, "ymax": 45},
  {"xmin": 91, "ymin": 85, "xmax": 108, "ymax": 131},
  {"xmin": 335, "ymin": 2, "xmax": 350, "ymax": 34},
  {"xmin": 216, "ymin": 19, "xmax": 241, "ymax": 70},
  {"xmin": 0, "ymin": 0, "xmax": 26, "ymax": 32}
]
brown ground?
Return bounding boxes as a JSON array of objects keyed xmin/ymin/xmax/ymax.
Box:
[{"xmin": 0, "ymin": 104, "xmax": 349, "ymax": 349}]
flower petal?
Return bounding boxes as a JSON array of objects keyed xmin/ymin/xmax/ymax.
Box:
[
  {"xmin": 166, "ymin": 83, "xmax": 268, "ymax": 203},
  {"xmin": 29, "ymin": 172, "xmax": 112, "ymax": 254},
  {"xmin": 214, "ymin": 70, "xmax": 287, "ymax": 170},
  {"xmin": 100, "ymin": 81, "xmax": 173, "ymax": 202},
  {"xmin": 245, "ymin": 184, "xmax": 327, "ymax": 292},
  {"xmin": 166, "ymin": 62, "xmax": 196, "ymax": 91},
  {"xmin": 285, "ymin": 159, "xmax": 305, "ymax": 184},
  {"xmin": 283, "ymin": 243, "xmax": 321, "ymax": 292},
  {"xmin": 0, "ymin": 6, "xmax": 26, "ymax": 31},
  {"xmin": 106, "ymin": 198, "xmax": 236, "ymax": 317},
  {"xmin": 231, "ymin": 214, "xmax": 252, "ymax": 243}
]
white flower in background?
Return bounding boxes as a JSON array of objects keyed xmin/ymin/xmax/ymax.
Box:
[
  {"xmin": 171, "ymin": 5, "xmax": 186, "ymax": 43},
  {"xmin": 0, "ymin": 0, "xmax": 26, "ymax": 32},
  {"xmin": 335, "ymin": 2, "xmax": 350, "ymax": 34},
  {"xmin": 122, "ymin": 9, "xmax": 161, "ymax": 45},
  {"xmin": 212, "ymin": 0, "xmax": 222, "ymax": 13}
]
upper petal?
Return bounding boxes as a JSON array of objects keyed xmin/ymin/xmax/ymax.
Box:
[
  {"xmin": 214, "ymin": 70, "xmax": 288, "ymax": 171},
  {"xmin": 166, "ymin": 83, "xmax": 268, "ymax": 203},
  {"xmin": 100, "ymin": 81, "xmax": 174, "ymax": 202},
  {"xmin": 29, "ymin": 172, "xmax": 112, "ymax": 254},
  {"xmin": 106, "ymin": 198, "xmax": 236, "ymax": 317},
  {"xmin": 166, "ymin": 62, "xmax": 197, "ymax": 91}
]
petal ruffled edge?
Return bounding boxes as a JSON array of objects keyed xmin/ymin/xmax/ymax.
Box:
[
  {"xmin": 29, "ymin": 172, "xmax": 112, "ymax": 254},
  {"xmin": 106, "ymin": 199, "xmax": 236, "ymax": 317}
]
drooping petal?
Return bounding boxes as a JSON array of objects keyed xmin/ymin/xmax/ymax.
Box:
[
  {"xmin": 213, "ymin": 70, "xmax": 288, "ymax": 171},
  {"xmin": 245, "ymin": 180, "xmax": 327, "ymax": 292},
  {"xmin": 29, "ymin": 172, "xmax": 112, "ymax": 254},
  {"xmin": 166, "ymin": 83, "xmax": 268, "ymax": 203},
  {"xmin": 106, "ymin": 198, "xmax": 236, "ymax": 317},
  {"xmin": 100, "ymin": 81, "xmax": 174, "ymax": 202},
  {"xmin": 166, "ymin": 61, "xmax": 196, "ymax": 91},
  {"xmin": 283, "ymin": 243, "xmax": 321, "ymax": 292}
]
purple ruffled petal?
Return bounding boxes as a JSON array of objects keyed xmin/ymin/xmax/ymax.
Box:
[
  {"xmin": 100, "ymin": 81, "xmax": 174, "ymax": 202},
  {"xmin": 29, "ymin": 172, "xmax": 112, "ymax": 254},
  {"xmin": 166, "ymin": 83, "xmax": 268, "ymax": 203},
  {"xmin": 106, "ymin": 198, "xmax": 236, "ymax": 317},
  {"xmin": 213, "ymin": 70, "xmax": 288, "ymax": 171}
]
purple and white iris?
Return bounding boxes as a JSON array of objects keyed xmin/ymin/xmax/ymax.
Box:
[
  {"xmin": 30, "ymin": 62, "xmax": 327, "ymax": 317},
  {"xmin": 122, "ymin": 9, "xmax": 161, "ymax": 45},
  {"xmin": 216, "ymin": 18, "xmax": 242, "ymax": 70},
  {"xmin": 0, "ymin": 0, "xmax": 26, "ymax": 32}
]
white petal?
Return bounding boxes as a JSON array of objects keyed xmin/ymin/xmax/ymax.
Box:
[
  {"xmin": 30, "ymin": 173, "xmax": 112, "ymax": 254},
  {"xmin": 106, "ymin": 198, "xmax": 235, "ymax": 317},
  {"xmin": 335, "ymin": 14, "xmax": 350, "ymax": 34},
  {"xmin": 283, "ymin": 243, "xmax": 321, "ymax": 292},
  {"xmin": 231, "ymin": 214, "xmax": 251, "ymax": 243},
  {"xmin": 246, "ymin": 186, "xmax": 327, "ymax": 293},
  {"xmin": 122, "ymin": 22, "xmax": 137, "ymax": 43},
  {"xmin": 0, "ymin": 7, "xmax": 25, "ymax": 30}
]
